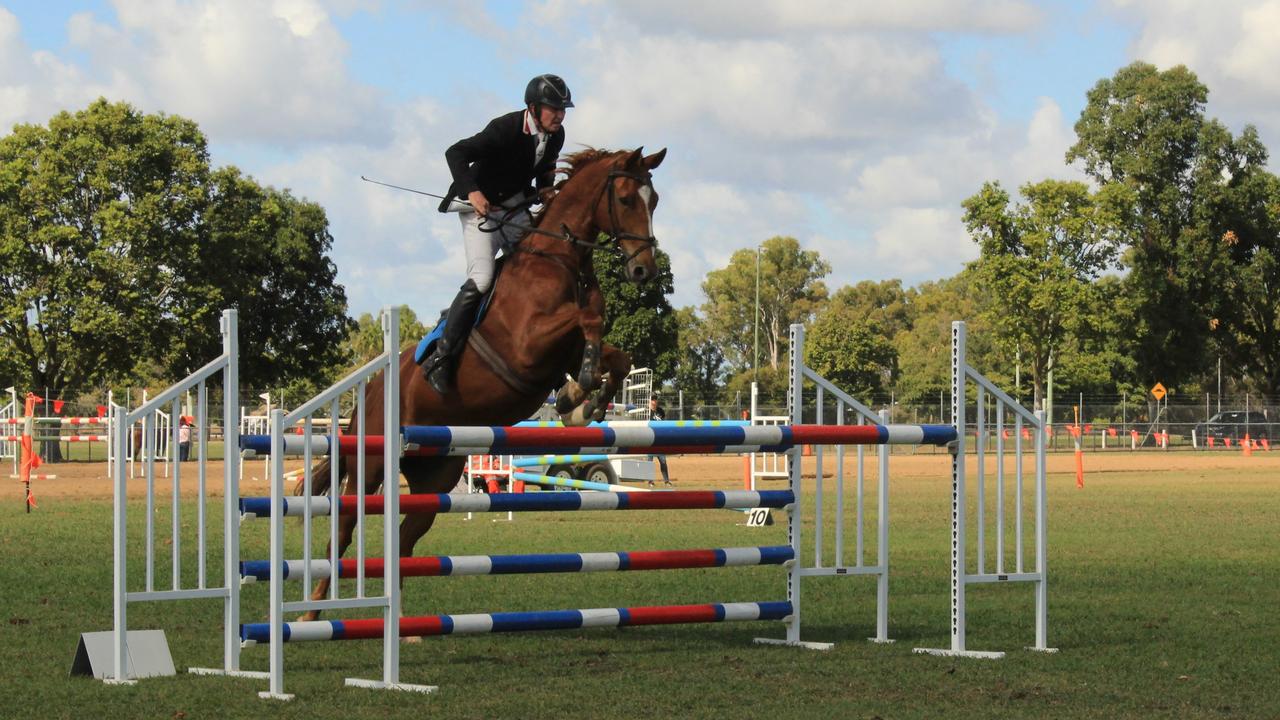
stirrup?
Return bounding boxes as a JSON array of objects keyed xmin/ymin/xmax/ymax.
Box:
[{"xmin": 421, "ymin": 351, "xmax": 453, "ymax": 393}]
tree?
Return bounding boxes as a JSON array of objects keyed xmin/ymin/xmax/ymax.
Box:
[
  {"xmin": 596, "ymin": 246, "xmax": 679, "ymax": 382},
  {"xmin": 893, "ymin": 272, "xmax": 1000, "ymax": 412},
  {"xmin": 825, "ymin": 279, "xmax": 915, "ymax": 384},
  {"xmin": 700, "ymin": 236, "xmax": 829, "ymax": 374},
  {"xmin": 1208, "ymin": 168, "xmax": 1280, "ymax": 395},
  {"xmin": 1, "ymin": 99, "xmax": 208, "ymax": 399},
  {"xmin": 961, "ymin": 179, "xmax": 1127, "ymax": 407},
  {"xmin": 188, "ymin": 166, "xmax": 353, "ymax": 390},
  {"xmin": 1064, "ymin": 62, "xmax": 1263, "ymax": 389},
  {"xmin": 829, "ymin": 280, "xmax": 914, "ymax": 339},
  {"xmin": 0, "ymin": 99, "xmax": 354, "ymax": 407},
  {"xmin": 671, "ymin": 306, "xmax": 725, "ymax": 406},
  {"xmin": 804, "ymin": 304, "xmax": 896, "ymax": 399},
  {"xmin": 347, "ymin": 305, "xmax": 430, "ymax": 364}
]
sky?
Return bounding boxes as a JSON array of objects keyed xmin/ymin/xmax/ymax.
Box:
[{"xmin": 4, "ymin": 0, "xmax": 1280, "ymax": 319}]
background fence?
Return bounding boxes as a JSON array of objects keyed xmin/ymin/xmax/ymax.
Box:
[{"xmin": 10, "ymin": 384, "xmax": 1277, "ymax": 457}]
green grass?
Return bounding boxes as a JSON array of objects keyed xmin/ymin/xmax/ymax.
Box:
[{"xmin": 1, "ymin": 463, "xmax": 1277, "ymax": 719}]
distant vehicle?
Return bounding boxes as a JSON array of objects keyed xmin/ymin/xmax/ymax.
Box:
[{"xmin": 1192, "ymin": 410, "xmax": 1274, "ymax": 444}]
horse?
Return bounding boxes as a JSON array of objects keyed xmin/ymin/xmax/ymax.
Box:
[{"xmin": 297, "ymin": 146, "xmax": 666, "ymax": 618}]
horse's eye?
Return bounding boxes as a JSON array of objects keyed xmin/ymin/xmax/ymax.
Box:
[{"xmin": 619, "ymin": 196, "xmax": 636, "ymax": 208}]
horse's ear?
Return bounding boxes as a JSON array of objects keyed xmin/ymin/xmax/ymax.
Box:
[
  {"xmin": 642, "ymin": 148, "xmax": 667, "ymax": 170},
  {"xmin": 626, "ymin": 147, "xmax": 645, "ymax": 168}
]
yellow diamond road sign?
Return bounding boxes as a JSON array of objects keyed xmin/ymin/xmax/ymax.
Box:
[{"xmin": 1151, "ymin": 382, "xmax": 1167, "ymax": 401}]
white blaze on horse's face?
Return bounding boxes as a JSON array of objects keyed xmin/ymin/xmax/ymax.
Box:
[{"xmin": 638, "ymin": 185, "xmax": 654, "ymax": 236}]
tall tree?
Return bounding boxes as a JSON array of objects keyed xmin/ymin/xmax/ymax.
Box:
[
  {"xmin": 804, "ymin": 305, "xmax": 896, "ymax": 399},
  {"xmin": 1206, "ymin": 166, "xmax": 1280, "ymax": 395},
  {"xmin": 0, "ymin": 99, "xmax": 353, "ymax": 403},
  {"xmin": 893, "ymin": 272, "xmax": 1000, "ymax": 412},
  {"xmin": 700, "ymin": 236, "xmax": 829, "ymax": 374},
  {"xmin": 825, "ymin": 279, "xmax": 915, "ymax": 385},
  {"xmin": 671, "ymin": 306, "xmax": 725, "ymax": 405},
  {"xmin": 961, "ymin": 179, "xmax": 1127, "ymax": 407},
  {"xmin": 1065, "ymin": 62, "xmax": 1267, "ymax": 389},
  {"xmin": 192, "ymin": 166, "xmax": 352, "ymax": 390},
  {"xmin": 0, "ymin": 99, "xmax": 207, "ymax": 396}
]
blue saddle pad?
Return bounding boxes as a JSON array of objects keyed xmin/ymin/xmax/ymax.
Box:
[{"xmin": 413, "ymin": 290, "xmax": 497, "ymax": 364}]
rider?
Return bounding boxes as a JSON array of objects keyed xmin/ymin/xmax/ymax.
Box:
[{"xmin": 420, "ymin": 73, "xmax": 573, "ymax": 395}]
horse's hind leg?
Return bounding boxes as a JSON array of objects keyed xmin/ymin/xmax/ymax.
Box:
[
  {"xmin": 398, "ymin": 457, "xmax": 467, "ymax": 563},
  {"xmin": 397, "ymin": 456, "xmax": 466, "ymax": 642},
  {"xmin": 298, "ymin": 458, "xmax": 383, "ymax": 622}
]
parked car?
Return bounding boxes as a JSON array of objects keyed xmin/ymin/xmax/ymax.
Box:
[{"xmin": 1192, "ymin": 410, "xmax": 1274, "ymax": 444}]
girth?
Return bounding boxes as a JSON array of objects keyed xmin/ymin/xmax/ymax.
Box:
[{"xmin": 466, "ymin": 328, "xmax": 560, "ymax": 397}]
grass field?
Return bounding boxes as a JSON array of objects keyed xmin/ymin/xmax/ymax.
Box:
[{"xmin": 2, "ymin": 452, "xmax": 1278, "ymax": 719}]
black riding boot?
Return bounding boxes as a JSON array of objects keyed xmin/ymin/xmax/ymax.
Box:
[{"xmin": 421, "ymin": 279, "xmax": 484, "ymax": 394}]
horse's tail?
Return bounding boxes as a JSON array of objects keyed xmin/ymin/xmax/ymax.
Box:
[{"xmin": 292, "ymin": 455, "xmax": 345, "ymax": 497}]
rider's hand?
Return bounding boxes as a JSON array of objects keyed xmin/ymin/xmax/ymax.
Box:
[
  {"xmin": 538, "ymin": 187, "xmax": 556, "ymax": 206},
  {"xmin": 467, "ymin": 190, "xmax": 490, "ymax": 216}
]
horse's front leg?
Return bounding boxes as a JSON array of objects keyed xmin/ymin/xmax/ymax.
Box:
[
  {"xmin": 574, "ymin": 284, "xmax": 606, "ymax": 392},
  {"xmin": 558, "ymin": 343, "xmax": 631, "ymax": 425},
  {"xmin": 588, "ymin": 343, "xmax": 631, "ymax": 423}
]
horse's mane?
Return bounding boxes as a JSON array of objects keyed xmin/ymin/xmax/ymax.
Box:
[
  {"xmin": 557, "ymin": 147, "xmax": 620, "ymax": 183},
  {"xmin": 535, "ymin": 147, "xmax": 622, "ymax": 222}
]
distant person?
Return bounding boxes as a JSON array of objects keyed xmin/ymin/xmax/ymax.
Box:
[
  {"xmin": 648, "ymin": 395, "xmax": 672, "ymax": 486},
  {"xmin": 178, "ymin": 417, "xmax": 192, "ymax": 462},
  {"xmin": 649, "ymin": 395, "xmax": 666, "ymax": 421}
]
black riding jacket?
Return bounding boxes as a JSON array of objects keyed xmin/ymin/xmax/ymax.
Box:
[{"xmin": 439, "ymin": 110, "xmax": 565, "ymax": 212}]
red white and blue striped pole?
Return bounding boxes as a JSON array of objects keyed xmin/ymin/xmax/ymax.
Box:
[
  {"xmin": 240, "ymin": 546, "xmax": 794, "ymax": 582},
  {"xmin": 241, "ymin": 601, "xmax": 793, "ymax": 644},
  {"xmin": 238, "ymin": 423, "xmax": 955, "ymax": 458},
  {"xmin": 239, "ymin": 489, "xmax": 795, "ymax": 519}
]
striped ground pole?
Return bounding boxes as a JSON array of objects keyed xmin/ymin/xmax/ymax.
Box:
[
  {"xmin": 509, "ymin": 454, "xmax": 648, "ymax": 467},
  {"xmin": 239, "ymin": 546, "xmax": 795, "ymax": 582},
  {"xmin": 241, "ymin": 601, "xmax": 793, "ymax": 644},
  {"xmin": 239, "ymin": 489, "xmax": 795, "ymax": 518},
  {"xmin": 236, "ymin": 423, "xmax": 957, "ymax": 458},
  {"xmin": 510, "ymin": 471, "xmax": 651, "ymax": 493}
]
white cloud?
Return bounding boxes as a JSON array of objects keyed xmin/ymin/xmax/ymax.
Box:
[
  {"xmin": 1108, "ymin": 0, "xmax": 1280, "ymax": 151},
  {"xmin": 59, "ymin": 0, "xmax": 386, "ymax": 145},
  {"xmin": 0, "ymin": 9, "xmax": 97, "ymax": 131},
  {"xmin": 873, "ymin": 207, "xmax": 975, "ymax": 275},
  {"xmin": 608, "ymin": 0, "xmax": 1043, "ymax": 36}
]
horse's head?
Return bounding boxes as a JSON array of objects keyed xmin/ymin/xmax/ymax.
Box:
[{"xmin": 596, "ymin": 147, "xmax": 666, "ymax": 284}]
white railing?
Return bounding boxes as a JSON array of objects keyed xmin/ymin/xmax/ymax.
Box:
[
  {"xmin": 108, "ymin": 310, "xmax": 265, "ymax": 685},
  {"xmin": 913, "ymin": 320, "xmax": 1055, "ymax": 659},
  {"xmin": 259, "ymin": 307, "xmax": 415, "ymax": 699}
]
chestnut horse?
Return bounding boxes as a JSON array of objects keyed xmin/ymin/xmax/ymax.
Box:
[{"xmin": 298, "ymin": 147, "xmax": 666, "ymax": 617}]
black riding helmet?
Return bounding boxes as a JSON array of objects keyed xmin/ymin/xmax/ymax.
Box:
[{"xmin": 525, "ymin": 74, "xmax": 574, "ymax": 110}]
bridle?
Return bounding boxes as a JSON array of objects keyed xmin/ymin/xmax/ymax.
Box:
[
  {"xmin": 482, "ymin": 162, "xmax": 658, "ymax": 267},
  {"xmin": 595, "ymin": 167, "xmax": 658, "ymax": 264}
]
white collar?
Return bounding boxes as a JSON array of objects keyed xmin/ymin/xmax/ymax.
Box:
[{"xmin": 524, "ymin": 109, "xmax": 546, "ymax": 141}]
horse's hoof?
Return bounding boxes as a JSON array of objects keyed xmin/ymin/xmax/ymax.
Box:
[{"xmin": 561, "ymin": 403, "xmax": 591, "ymax": 427}]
